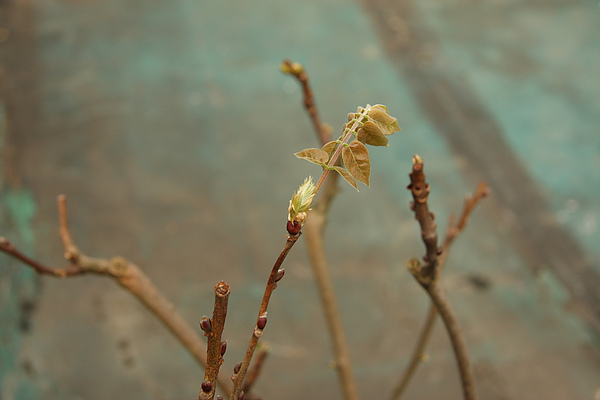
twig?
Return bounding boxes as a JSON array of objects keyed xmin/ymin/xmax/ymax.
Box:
[
  {"xmin": 389, "ymin": 302, "xmax": 436, "ymax": 400},
  {"xmin": 285, "ymin": 58, "xmax": 359, "ymax": 400},
  {"xmin": 405, "ymin": 155, "xmax": 478, "ymax": 400},
  {"xmin": 391, "ymin": 181, "xmax": 488, "ymax": 400},
  {"xmin": 0, "ymin": 195, "xmax": 233, "ymax": 395},
  {"xmin": 281, "ymin": 59, "xmax": 330, "ymax": 145},
  {"xmin": 229, "ymin": 233, "xmax": 300, "ymax": 400},
  {"xmin": 241, "ymin": 344, "xmax": 270, "ymax": 396},
  {"xmin": 199, "ymin": 281, "xmax": 230, "ymax": 400}
]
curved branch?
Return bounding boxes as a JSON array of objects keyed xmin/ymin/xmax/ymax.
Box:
[{"xmin": 0, "ymin": 195, "xmax": 233, "ymax": 395}]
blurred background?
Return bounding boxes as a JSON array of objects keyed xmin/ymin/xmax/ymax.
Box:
[{"xmin": 1, "ymin": 0, "xmax": 599, "ymax": 399}]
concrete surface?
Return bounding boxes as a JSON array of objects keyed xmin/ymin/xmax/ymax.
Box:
[{"xmin": 1, "ymin": 0, "xmax": 599, "ymax": 399}]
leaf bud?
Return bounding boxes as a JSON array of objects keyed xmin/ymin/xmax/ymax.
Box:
[
  {"xmin": 234, "ymin": 362, "xmax": 242, "ymax": 374},
  {"xmin": 257, "ymin": 313, "xmax": 268, "ymax": 330},
  {"xmin": 238, "ymin": 392, "xmax": 245, "ymax": 400},
  {"xmin": 275, "ymin": 268, "xmax": 285, "ymax": 282},
  {"xmin": 199, "ymin": 316, "xmax": 212, "ymax": 333},
  {"xmin": 201, "ymin": 380, "xmax": 212, "ymax": 393},
  {"xmin": 288, "ymin": 177, "xmax": 316, "ymax": 225},
  {"xmin": 220, "ymin": 340, "xmax": 227, "ymax": 356}
]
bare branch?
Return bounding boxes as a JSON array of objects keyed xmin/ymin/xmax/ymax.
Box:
[
  {"xmin": 241, "ymin": 344, "xmax": 270, "ymax": 396},
  {"xmin": 199, "ymin": 281, "xmax": 230, "ymax": 400},
  {"xmin": 407, "ymin": 154, "xmax": 439, "ymax": 282},
  {"xmin": 0, "ymin": 195, "xmax": 233, "ymax": 395},
  {"xmin": 405, "ymin": 155, "xmax": 478, "ymax": 400},
  {"xmin": 281, "ymin": 59, "xmax": 330, "ymax": 145},
  {"xmin": 391, "ymin": 181, "xmax": 487, "ymax": 400},
  {"xmin": 230, "ymin": 233, "xmax": 301, "ymax": 400}
]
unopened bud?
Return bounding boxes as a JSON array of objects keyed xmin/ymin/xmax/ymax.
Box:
[
  {"xmin": 200, "ymin": 316, "xmax": 212, "ymax": 333},
  {"xmin": 286, "ymin": 220, "xmax": 301, "ymax": 235},
  {"xmin": 216, "ymin": 396, "xmax": 224, "ymax": 400},
  {"xmin": 201, "ymin": 380, "xmax": 212, "ymax": 393},
  {"xmin": 220, "ymin": 340, "xmax": 227, "ymax": 356},
  {"xmin": 238, "ymin": 392, "xmax": 245, "ymax": 400},
  {"xmin": 257, "ymin": 314, "xmax": 267, "ymax": 330},
  {"xmin": 234, "ymin": 362, "xmax": 242, "ymax": 374},
  {"xmin": 275, "ymin": 268, "xmax": 285, "ymax": 282}
]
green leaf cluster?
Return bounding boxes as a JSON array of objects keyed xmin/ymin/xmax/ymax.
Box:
[{"xmin": 295, "ymin": 104, "xmax": 401, "ymax": 190}]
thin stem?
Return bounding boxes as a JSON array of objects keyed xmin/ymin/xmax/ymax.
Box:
[
  {"xmin": 428, "ymin": 283, "xmax": 477, "ymax": 400},
  {"xmin": 389, "ymin": 302, "xmax": 437, "ymax": 400},
  {"xmin": 241, "ymin": 345, "xmax": 270, "ymax": 396},
  {"xmin": 0, "ymin": 237, "xmax": 83, "ymax": 277},
  {"xmin": 286, "ymin": 61, "xmax": 359, "ymax": 400},
  {"xmin": 0, "ymin": 195, "xmax": 234, "ymax": 395},
  {"xmin": 199, "ymin": 281, "xmax": 230, "ymax": 400},
  {"xmin": 304, "ymin": 211, "xmax": 359, "ymax": 400},
  {"xmin": 282, "ymin": 59, "xmax": 329, "ymax": 145},
  {"xmin": 57, "ymin": 194, "xmax": 79, "ymax": 262},
  {"xmin": 314, "ymin": 109, "xmax": 368, "ymax": 194},
  {"xmin": 230, "ymin": 233, "xmax": 300, "ymax": 400}
]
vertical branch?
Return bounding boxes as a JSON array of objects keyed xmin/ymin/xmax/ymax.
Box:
[
  {"xmin": 405, "ymin": 155, "xmax": 479, "ymax": 400},
  {"xmin": 199, "ymin": 281, "xmax": 230, "ymax": 400},
  {"xmin": 281, "ymin": 59, "xmax": 330, "ymax": 145},
  {"xmin": 304, "ymin": 214, "xmax": 359, "ymax": 400},
  {"xmin": 407, "ymin": 154, "xmax": 440, "ymax": 281},
  {"xmin": 427, "ymin": 283, "xmax": 477, "ymax": 400},
  {"xmin": 283, "ymin": 58, "xmax": 359, "ymax": 400},
  {"xmin": 391, "ymin": 180, "xmax": 488, "ymax": 400},
  {"xmin": 388, "ymin": 302, "xmax": 437, "ymax": 400},
  {"xmin": 229, "ymin": 233, "xmax": 300, "ymax": 400}
]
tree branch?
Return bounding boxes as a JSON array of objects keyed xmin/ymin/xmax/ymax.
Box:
[
  {"xmin": 281, "ymin": 59, "xmax": 330, "ymax": 145},
  {"xmin": 229, "ymin": 232, "xmax": 300, "ymax": 400},
  {"xmin": 0, "ymin": 195, "xmax": 233, "ymax": 395},
  {"xmin": 284, "ymin": 57, "xmax": 359, "ymax": 400},
  {"xmin": 199, "ymin": 281, "xmax": 230, "ymax": 400},
  {"xmin": 405, "ymin": 155, "xmax": 479, "ymax": 400},
  {"xmin": 241, "ymin": 344, "xmax": 270, "ymax": 396}
]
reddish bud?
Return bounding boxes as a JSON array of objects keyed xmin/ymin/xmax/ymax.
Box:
[
  {"xmin": 257, "ymin": 314, "xmax": 267, "ymax": 330},
  {"xmin": 220, "ymin": 340, "xmax": 227, "ymax": 356},
  {"xmin": 201, "ymin": 380, "xmax": 212, "ymax": 393},
  {"xmin": 238, "ymin": 392, "xmax": 245, "ymax": 400},
  {"xmin": 234, "ymin": 362, "xmax": 242, "ymax": 374},
  {"xmin": 199, "ymin": 316, "xmax": 212, "ymax": 333},
  {"xmin": 275, "ymin": 268, "xmax": 285, "ymax": 282},
  {"xmin": 286, "ymin": 220, "xmax": 301, "ymax": 235}
]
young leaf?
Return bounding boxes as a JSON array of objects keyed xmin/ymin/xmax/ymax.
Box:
[
  {"xmin": 295, "ymin": 148, "xmax": 329, "ymax": 166},
  {"xmin": 357, "ymin": 124, "xmax": 389, "ymax": 147},
  {"xmin": 342, "ymin": 140, "xmax": 371, "ymax": 186},
  {"xmin": 332, "ymin": 166, "xmax": 358, "ymax": 191},
  {"xmin": 321, "ymin": 141, "xmax": 337, "ymax": 160},
  {"xmin": 367, "ymin": 104, "xmax": 401, "ymax": 136}
]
